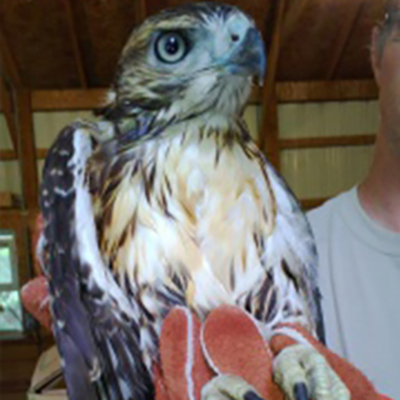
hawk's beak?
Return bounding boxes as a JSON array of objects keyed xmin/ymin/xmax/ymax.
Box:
[{"xmin": 229, "ymin": 27, "xmax": 267, "ymax": 86}]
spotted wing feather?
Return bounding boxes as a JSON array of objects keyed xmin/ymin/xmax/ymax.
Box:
[
  {"xmin": 40, "ymin": 123, "xmax": 153, "ymax": 400},
  {"xmin": 265, "ymin": 161, "xmax": 325, "ymax": 343}
]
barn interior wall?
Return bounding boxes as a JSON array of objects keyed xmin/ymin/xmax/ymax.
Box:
[
  {"xmin": 0, "ymin": 100, "xmax": 378, "ymax": 201},
  {"xmin": 279, "ymin": 100, "xmax": 378, "ymax": 199},
  {"xmin": 0, "ymin": 116, "xmax": 21, "ymax": 195}
]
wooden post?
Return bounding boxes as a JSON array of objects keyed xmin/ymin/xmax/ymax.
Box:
[
  {"xmin": 0, "ymin": 25, "xmax": 22, "ymax": 157},
  {"xmin": 0, "ymin": 77, "xmax": 18, "ymax": 155},
  {"xmin": 261, "ymin": 95, "xmax": 279, "ymax": 168},
  {"xmin": 15, "ymin": 90, "xmax": 39, "ymax": 212},
  {"xmin": 134, "ymin": 0, "xmax": 147, "ymax": 24},
  {"xmin": 259, "ymin": 0, "xmax": 287, "ymax": 170},
  {"xmin": 0, "ymin": 27, "xmax": 23, "ymax": 88}
]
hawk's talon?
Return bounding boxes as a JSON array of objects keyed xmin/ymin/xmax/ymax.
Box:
[
  {"xmin": 294, "ymin": 383, "xmax": 309, "ymax": 400},
  {"xmin": 243, "ymin": 390, "xmax": 264, "ymax": 400},
  {"xmin": 201, "ymin": 375, "xmax": 264, "ymax": 400},
  {"xmin": 293, "ymin": 382, "xmax": 309, "ymax": 400}
]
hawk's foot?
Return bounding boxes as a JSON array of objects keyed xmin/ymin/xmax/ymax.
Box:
[{"xmin": 273, "ymin": 344, "xmax": 350, "ymax": 400}]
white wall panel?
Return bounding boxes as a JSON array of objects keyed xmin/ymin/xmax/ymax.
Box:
[
  {"xmin": 0, "ymin": 115, "xmax": 12, "ymax": 149},
  {"xmin": 1, "ymin": 103, "xmax": 378, "ymax": 201},
  {"xmin": 281, "ymin": 146, "xmax": 374, "ymax": 199},
  {"xmin": 0, "ymin": 162, "xmax": 21, "ymax": 194},
  {"xmin": 278, "ymin": 101, "xmax": 379, "ymax": 139},
  {"xmin": 33, "ymin": 111, "xmax": 98, "ymax": 148}
]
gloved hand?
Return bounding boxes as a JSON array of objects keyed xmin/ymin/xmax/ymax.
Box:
[{"xmin": 154, "ymin": 306, "xmax": 391, "ymax": 400}]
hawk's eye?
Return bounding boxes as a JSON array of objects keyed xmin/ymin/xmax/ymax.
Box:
[{"xmin": 155, "ymin": 32, "xmax": 188, "ymax": 64}]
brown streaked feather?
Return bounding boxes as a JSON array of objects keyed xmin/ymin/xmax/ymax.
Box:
[{"xmin": 87, "ymin": 114, "xmax": 320, "ymax": 364}]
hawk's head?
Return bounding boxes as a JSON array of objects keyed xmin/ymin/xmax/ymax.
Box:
[{"xmin": 107, "ymin": 2, "xmax": 266, "ymax": 122}]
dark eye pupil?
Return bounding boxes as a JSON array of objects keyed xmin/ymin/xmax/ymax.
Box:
[
  {"xmin": 165, "ymin": 36, "xmax": 179, "ymax": 55},
  {"xmin": 155, "ymin": 32, "xmax": 187, "ymax": 63}
]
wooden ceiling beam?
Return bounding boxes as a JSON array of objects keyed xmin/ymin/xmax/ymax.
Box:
[
  {"xmin": 0, "ymin": 27, "xmax": 22, "ymax": 88},
  {"xmin": 63, "ymin": 0, "xmax": 88, "ymax": 87},
  {"xmin": 16, "ymin": 90, "xmax": 39, "ymax": 210},
  {"xmin": 259, "ymin": 0, "xmax": 288, "ymax": 169},
  {"xmin": 276, "ymin": 80, "xmax": 378, "ymax": 102},
  {"xmin": 29, "ymin": 88, "xmax": 260, "ymax": 111},
  {"xmin": 326, "ymin": 0, "xmax": 365, "ymax": 80},
  {"xmin": 0, "ymin": 149, "xmax": 17, "ymax": 161},
  {"xmin": 280, "ymin": 0, "xmax": 309, "ymax": 46},
  {"xmin": 0, "ymin": 78, "xmax": 18, "ymax": 154},
  {"xmin": 280, "ymin": 134, "xmax": 376, "ymax": 150},
  {"xmin": 134, "ymin": 0, "xmax": 147, "ymax": 24},
  {"xmin": 0, "ymin": 134, "xmax": 377, "ymax": 163},
  {"xmin": 0, "ymin": 148, "xmax": 47, "ymax": 161},
  {"xmin": 31, "ymin": 88, "xmax": 107, "ymax": 110},
  {"xmin": 0, "ymin": 80, "xmax": 381, "ymax": 112},
  {"xmin": 24, "ymin": 80, "xmax": 379, "ymax": 112}
]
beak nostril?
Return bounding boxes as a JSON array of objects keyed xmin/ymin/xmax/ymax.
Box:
[{"xmin": 231, "ymin": 34, "xmax": 240, "ymax": 42}]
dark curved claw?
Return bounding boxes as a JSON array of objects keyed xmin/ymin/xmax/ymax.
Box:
[
  {"xmin": 294, "ymin": 383, "xmax": 309, "ymax": 400},
  {"xmin": 243, "ymin": 391, "xmax": 264, "ymax": 400}
]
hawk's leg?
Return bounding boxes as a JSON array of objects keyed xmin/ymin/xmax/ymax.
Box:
[
  {"xmin": 200, "ymin": 348, "xmax": 350, "ymax": 400},
  {"xmin": 273, "ymin": 344, "xmax": 350, "ymax": 400}
]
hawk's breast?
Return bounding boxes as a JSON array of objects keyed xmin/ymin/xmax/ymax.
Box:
[{"xmin": 95, "ymin": 120, "xmax": 277, "ymax": 314}]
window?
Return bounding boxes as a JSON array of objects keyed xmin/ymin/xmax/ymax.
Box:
[{"xmin": 0, "ymin": 230, "xmax": 24, "ymax": 334}]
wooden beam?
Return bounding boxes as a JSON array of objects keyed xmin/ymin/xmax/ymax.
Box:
[
  {"xmin": 0, "ymin": 27, "xmax": 22, "ymax": 88},
  {"xmin": 280, "ymin": 134, "xmax": 376, "ymax": 150},
  {"xmin": 0, "ymin": 78, "xmax": 18, "ymax": 154},
  {"xmin": 326, "ymin": 1, "xmax": 365, "ymax": 79},
  {"xmin": 0, "ymin": 148, "xmax": 46, "ymax": 161},
  {"xmin": 2, "ymin": 80, "xmax": 375, "ymax": 113},
  {"xmin": 276, "ymin": 80, "xmax": 378, "ymax": 103},
  {"xmin": 4, "ymin": 133, "xmax": 371, "ymax": 162},
  {"xmin": 15, "ymin": 90, "xmax": 39, "ymax": 210},
  {"xmin": 1, "ymin": 134, "xmax": 376, "ymax": 163},
  {"xmin": 30, "ymin": 87, "xmax": 261, "ymax": 110},
  {"xmin": 0, "ymin": 149, "xmax": 18, "ymax": 161},
  {"xmin": 281, "ymin": 0, "xmax": 309, "ymax": 46},
  {"xmin": 31, "ymin": 88, "xmax": 107, "ymax": 110},
  {"xmin": 0, "ymin": 148, "xmax": 44, "ymax": 161},
  {"xmin": 260, "ymin": 0, "xmax": 287, "ymax": 169},
  {"xmin": 261, "ymin": 95, "xmax": 280, "ymax": 166},
  {"xmin": 134, "ymin": 0, "xmax": 147, "ymax": 24},
  {"xmin": 62, "ymin": 0, "xmax": 88, "ymax": 87}
]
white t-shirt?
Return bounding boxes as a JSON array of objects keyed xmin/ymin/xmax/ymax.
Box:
[{"xmin": 308, "ymin": 187, "xmax": 400, "ymax": 398}]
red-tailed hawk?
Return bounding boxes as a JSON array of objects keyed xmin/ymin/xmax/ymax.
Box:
[{"xmin": 39, "ymin": 3, "xmax": 348, "ymax": 400}]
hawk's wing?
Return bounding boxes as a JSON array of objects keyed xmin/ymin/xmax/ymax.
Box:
[
  {"xmin": 40, "ymin": 122, "xmax": 153, "ymax": 400},
  {"xmin": 265, "ymin": 161, "xmax": 325, "ymax": 343}
]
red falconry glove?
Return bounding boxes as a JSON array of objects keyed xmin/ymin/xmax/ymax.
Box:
[{"xmin": 154, "ymin": 306, "xmax": 391, "ymax": 400}]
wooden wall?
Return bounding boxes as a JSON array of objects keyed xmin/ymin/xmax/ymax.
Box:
[
  {"xmin": 0, "ymin": 336, "xmax": 54, "ymax": 400},
  {"xmin": 0, "ymin": 80, "xmax": 379, "ymax": 206},
  {"xmin": 0, "ymin": 83, "xmax": 52, "ymax": 398},
  {"xmin": 0, "ymin": 210, "xmax": 54, "ymax": 399}
]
